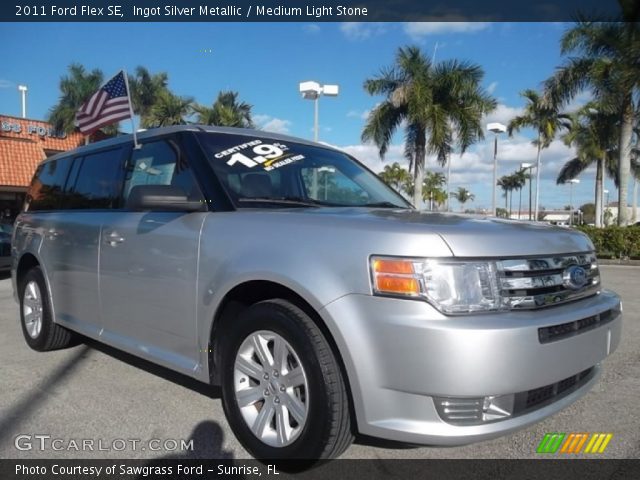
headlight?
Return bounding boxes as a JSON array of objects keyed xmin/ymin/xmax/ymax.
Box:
[{"xmin": 370, "ymin": 256, "xmax": 507, "ymax": 314}]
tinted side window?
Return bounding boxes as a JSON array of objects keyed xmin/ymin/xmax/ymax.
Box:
[
  {"xmin": 66, "ymin": 148, "xmax": 124, "ymax": 210},
  {"xmin": 26, "ymin": 157, "xmax": 73, "ymax": 212},
  {"xmin": 123, "ymin": 139, "xmax": 201, "ymax": 202}
]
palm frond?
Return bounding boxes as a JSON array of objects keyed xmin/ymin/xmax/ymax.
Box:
[{"xmin": 361, "ymin": 101, "xmax": 404, "ymax": 159}]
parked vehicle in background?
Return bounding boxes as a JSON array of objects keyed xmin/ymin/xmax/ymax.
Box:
[
  {"xmin": 11, "ymin": 126, "xmax": 622, "ymax": 461},
  {"xmin": 0, "ymin": 224, "xmax": 12, "ymax": 272}
]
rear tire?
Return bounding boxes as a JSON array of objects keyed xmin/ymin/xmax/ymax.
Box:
[
  {"xmin": 220, "ymin": 299, "xmax": 353, "ymax": 460},
  {"xmin": 19, "ymin": 266, "xmax": 76, "ymax": 351}
]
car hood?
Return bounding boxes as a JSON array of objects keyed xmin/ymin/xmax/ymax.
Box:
[{"xmin": 270, "ymin": 208, "xmax": 594, "ymax": 257}]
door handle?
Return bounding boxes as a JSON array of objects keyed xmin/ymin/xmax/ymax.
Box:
[{"xmin": 104, "ymin": 231, "xmax": 125, "ymax": 247}]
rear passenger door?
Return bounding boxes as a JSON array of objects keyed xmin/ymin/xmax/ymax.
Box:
[
  {"xmin": 98, "ymin": 135, "xmax": 207, "ymax": 375},
  {"xmin": 35, "ymin": 147, "xmax": 126, "ymax": 337}
]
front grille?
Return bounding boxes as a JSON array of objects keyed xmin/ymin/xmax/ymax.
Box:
[
  {"xmin": 497, "ymin": 253, "xmax": 600, "ymax": 310},
  {"xmin": 538, "ymin": 308, "xmax": 618, "ymax": 344}
]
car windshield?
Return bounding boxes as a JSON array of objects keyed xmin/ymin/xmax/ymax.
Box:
[{"xmin": 198, "ymin": 132, "xmax": 411, "ymax": 209}]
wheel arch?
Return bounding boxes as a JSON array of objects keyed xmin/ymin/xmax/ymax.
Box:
[
  {"xmin": 208, "ymin": 279, "xmax": 356, "ymax": 428},
  {"xmin": 16, "ymin": 253, "xmax": 57, "ymax": 323},
  {"xmin": 16, "ymin": 252, "xmax": 41, "ymax": 288}
]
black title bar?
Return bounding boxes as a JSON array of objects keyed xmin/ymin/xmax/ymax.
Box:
[
  {"xmin": 3, "ymin": 459, "xmax": 640, "ymax": 480},
  {"xmin": 3, "ymin": 0, "xmax": 625, "ymax": 22}
]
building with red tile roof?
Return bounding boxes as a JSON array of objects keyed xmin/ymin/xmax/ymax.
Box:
[{"xmin": 0, "ymin": 115, "xmax": 84, "ymax": 221}]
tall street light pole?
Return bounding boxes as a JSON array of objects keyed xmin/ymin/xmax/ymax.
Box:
[
  {"xmin": 299, "ymin": 81, "xmax": 339, "ymax": 142},
  {"xmin": 487, "ymin": 122, "xmax": 506, "ymax": 217},
  {"xmin": 300, "ymin": 81, "xmax": 338, "ymax": 199},
  {"xmin": 521, "ymin": 162, "xmax": 534, "ymax": 220},
  {"xmin": 18, "ymin": 85, "xmax": 28, "ymax": 118},
  {"xmin": 568, "ymin": 178, "xmax": 580, "ymax": 226}
]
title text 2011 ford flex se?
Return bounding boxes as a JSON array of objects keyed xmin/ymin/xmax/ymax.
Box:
[{"xmin": 11, "ymin": 126, "xmax": 622, "ymax": 460}]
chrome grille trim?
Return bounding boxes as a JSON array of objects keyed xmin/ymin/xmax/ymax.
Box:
[
  {"xmin": 497, "ymin": 252, "xmax": 600, "ymax": 310},
  {"xmin": 500, "ymin": 253, "xmax": 597, "ymax": 272}
]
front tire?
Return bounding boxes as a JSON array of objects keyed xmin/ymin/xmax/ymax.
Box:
[
  {"xmin": 220, "ymin": 299, "xmax": 353, "ymax": 460},
  {"xmin": 19, "ymin": 266, "xmax": 76, "ymax": 351}
]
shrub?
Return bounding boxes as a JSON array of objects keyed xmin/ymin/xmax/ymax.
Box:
[{"xmin": 576, "ymin": 226, "xmax": 640, "ymax": 259}]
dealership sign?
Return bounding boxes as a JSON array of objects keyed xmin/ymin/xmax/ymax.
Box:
[{"xmin": 1, "ymin": 120, "xmax": 67, "ymax": 139}]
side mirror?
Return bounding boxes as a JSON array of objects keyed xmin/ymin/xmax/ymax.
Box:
[{"xmin": 126, "ymin": 185, "xmax": 205, "ymax": 212}]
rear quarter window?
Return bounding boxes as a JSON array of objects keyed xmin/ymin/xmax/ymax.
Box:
[{"xmin": 25, "ymin": 157, "xmax": 73, "ymax": 212}]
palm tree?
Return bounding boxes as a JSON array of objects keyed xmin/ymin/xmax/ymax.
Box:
[
  {"xmin": 507, "ymin": 89, "xmax": 568, "ymax": 222},
  {"xmin": 431, "ymin": 188, "xmax": 449, "ymax": 211},
  {"xmin": 47, "ymin": 64, "xmax": 118, "ymax": 140},
  {"xmin": 506, "ymin": 175, "xmax": 518, "ymax": 217},
  {"xmin": 362, "ymin": 45, "xmax": 495, "ymax": 208},
  {"xmin": 497, "ymin": 175, "xmax": 511, "ymax": 212},
  {"xmin": 130, "ymin": 66, "xmax": 169, "ymax": 128},
  {"xmin": 513, "ymin": 169, "xmax": 529, "ymax": 219},
  {"xmin": 556, "ymin": 103, "xmax": 619, "ymax": 227},
  {"xmin": 423, "ymin": 171, "xmax": 446, "ymax": 211},
  {"xmin": 450, "ymin": 187, "xmax": 475, "ymax": 212},
  {"xmin": 146, "ymin": 90, "xmax": 193, "ymax": 127},
  {"xmin": 195, "ymin": 91, "xmax": 254, "ymax": 128},
  {"xmin": 544, "ymin": 4, "xmax": 640, "ymax": 225},
  {"xmin": 378, "ymin": 162, "xmax": 412, "ymax": 196}
]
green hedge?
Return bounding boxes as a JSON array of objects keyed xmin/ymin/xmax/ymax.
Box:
[{"xmin": 576, "ymin": 225, "xmax": 640, "ymax": 259}]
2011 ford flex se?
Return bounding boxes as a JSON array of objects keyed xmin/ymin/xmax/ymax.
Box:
[{"xmin": 11, "ymin": 126, "xmax": 622, "ymax": 460}]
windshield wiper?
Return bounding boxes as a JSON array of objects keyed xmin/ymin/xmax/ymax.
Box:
[
  {"xmin": 237, "ymin": 197, "xmax": 333, "ymax": 208},
  {"xmin": 359, "ymin": 201, "xmax": 407, "ymax": 209}
]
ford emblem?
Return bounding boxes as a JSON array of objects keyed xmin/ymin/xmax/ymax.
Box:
[{"xmin": 562, "ymin": 265, "xmax": 588, "ymax": 290}]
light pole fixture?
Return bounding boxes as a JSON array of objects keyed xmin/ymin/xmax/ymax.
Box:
[
  {"xmin": 299, "ymin": 81, "xmax": 339, "ymax": 199},
  {"xmin": 521, "ymin": 162, "xmax": 534, "ymax": 221},
  {"xmin": 18, "ymin": 85, "xmax": 28, "ymax": 118},
  {"xmin": 568, "ymin": 178, "xmax": 580, "ymax": 226},
  {"xmin": 317, "ymin": 166, "xmax": 335, "ymax": 200},
  {"xmin": 299, "ymin": 81, "xmax": 339, "ymax": 142},
  {"xmin": 488, "ymin": 122, "xmax": 507, "ymax": 217}
]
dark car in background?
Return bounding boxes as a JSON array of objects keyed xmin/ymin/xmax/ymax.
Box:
[{"xmin": 0, "ymin": 224, "xmax": 12, "ymax": 272}]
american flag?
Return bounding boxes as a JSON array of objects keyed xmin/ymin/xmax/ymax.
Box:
[{"xmin": 75, "ymin": 71, "xmax": 132, "ymax": 135}]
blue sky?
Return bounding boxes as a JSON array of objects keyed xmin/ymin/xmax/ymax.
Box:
[{"xmin": 0, "ymin": 21, "xmax": 626, "ymax": 211}]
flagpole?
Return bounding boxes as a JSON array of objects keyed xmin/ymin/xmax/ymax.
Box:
[{"xmin": 122, "ymin": 69, "xmax": 140, "ymax": 149}]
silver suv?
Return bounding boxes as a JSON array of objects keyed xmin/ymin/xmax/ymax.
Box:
[{"xmin": 11, "ymin": 126, "xmax": 622, "ymax": 460}]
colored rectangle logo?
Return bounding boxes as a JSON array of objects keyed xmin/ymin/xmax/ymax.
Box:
[{"xmin": 537, "ymin": 433, "xmax": 613, "ymax": 454}]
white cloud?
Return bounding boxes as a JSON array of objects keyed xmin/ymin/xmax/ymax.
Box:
[
  {"xmin": 337, "ymin": 97, "xmax": 585, "ymax": 209},
  {"xmin": 565, "ymin": 90, "xmax": 593, "ymax": 113},
  {"xmin": 303, "ymin": 24, "xmax": 321, "ymax": 34},
  {"xmin": 0, "ymin": 79, "xmax": 13, "ymax": 89},
  {"xmin": 340, "ymin": 144, "xmax": 407, "ymax": 172},
  {"xmin": 483, "ymin": 103, "xmax": 524, "ymax": 128},
  {"xmin": 340, "ymin": 22, "xmax": 387, "ymax": 40},
  {"xmin": 337, "ymin": 131, "xmax": 581, "ymax": 209},
  {"xmin": 254, "ymin": 114, "xmax": 292, "ymax": 134},
  {"xmin": 403, "ymin": 22, "xmax": 489, "ymax": 39},
  {"xmin": 346, "ymin": 109, "xmax": 371, "ymax": 121},
  {"xmin": 487, "ymin": 81, "xmax": 498, "ymax": 94}
]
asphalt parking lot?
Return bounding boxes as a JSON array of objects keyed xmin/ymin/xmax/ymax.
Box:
[{"xmin": 0, "ymin": 266, "xmax": 638, "ymax": 460}]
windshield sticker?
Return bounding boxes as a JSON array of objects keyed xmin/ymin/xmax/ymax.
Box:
[
  {"xmin": 264, "ymin": 154, "xmax": 305, "ymax": 172},
  {"xmin": 214, "ymin": 140, "xmax": 304, "ymax": 171}
]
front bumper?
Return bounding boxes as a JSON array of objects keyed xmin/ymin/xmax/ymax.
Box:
[{"xmin": 320, "ymin": 290, "xmax": 622, "ymax": 445}]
